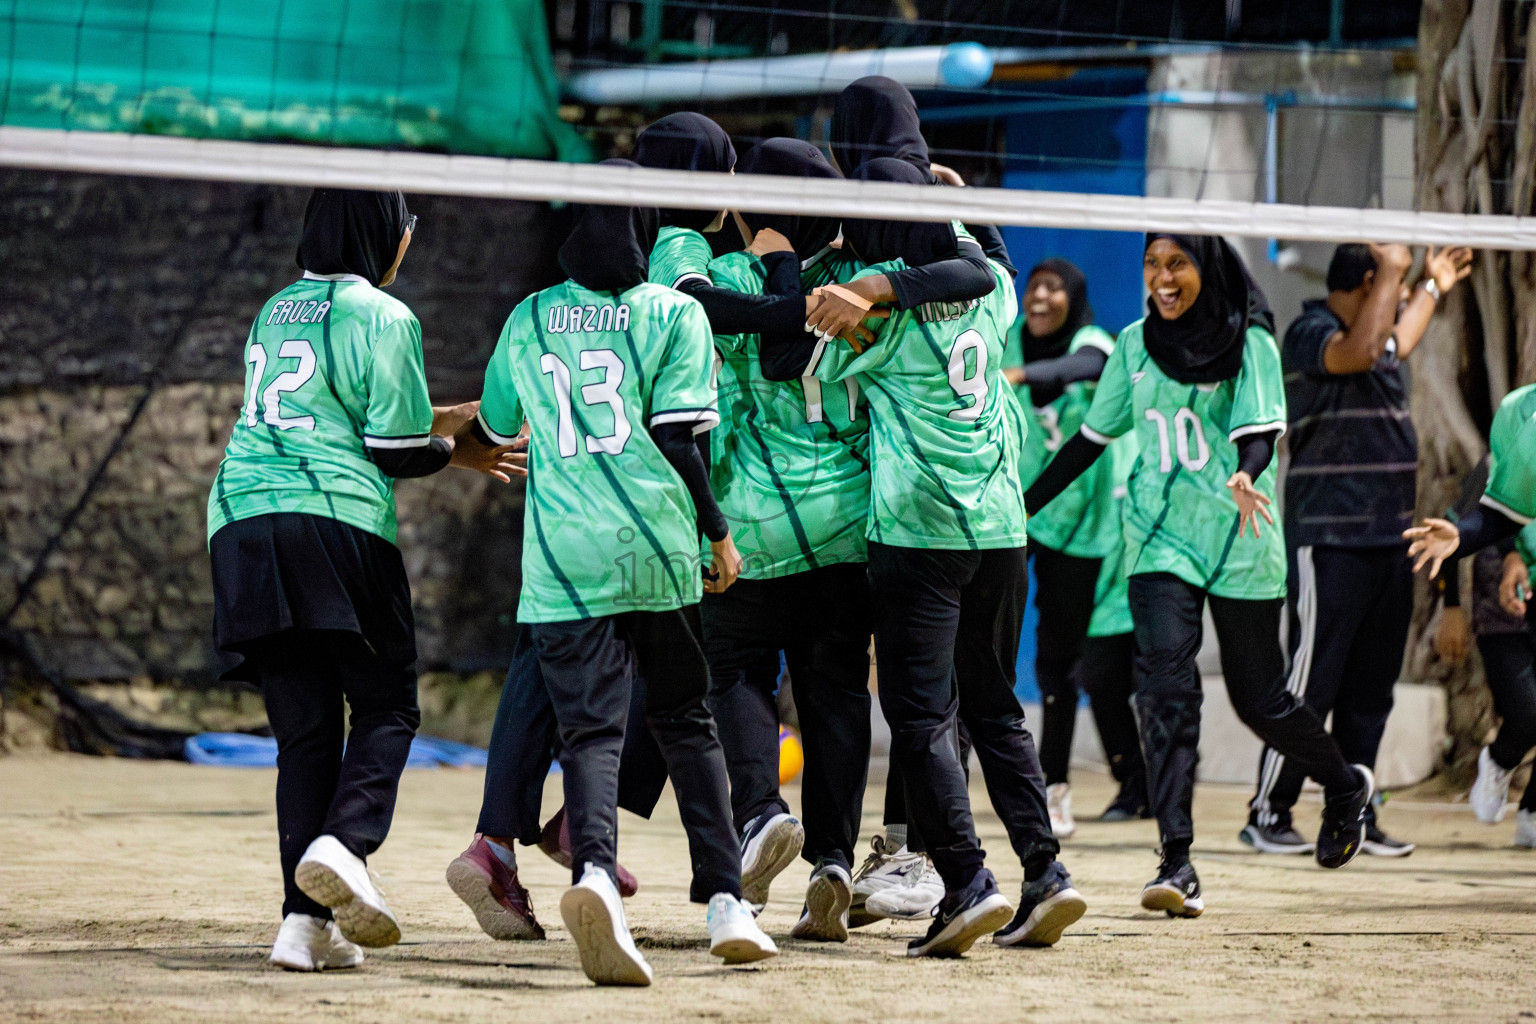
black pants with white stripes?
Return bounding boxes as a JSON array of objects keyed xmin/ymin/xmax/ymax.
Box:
[
  {"xmin": 700, "ymin": 562, "xmax": 874, "ymax": 872},
  {"xmin": 532, "ymin": 607, "xmax": 741, "ymax": 902},
  {"xmin": 475, "ymin": 623, "xmax": 669, "ymax": 845},
  {"xmin": 1129, "ymin": 573, "xmax": 1358, "ymax": 848},
  {"xmin": 868, "ymin": 542, "xmax": 1058, "ymax": 891},
  {"xmin": 1249, "ymin": 544, "xmax": 1413, "ymax": 829},
  {"xmin": 1479, "ymin": 623, "xmax": 1536, "ymax": 811}
]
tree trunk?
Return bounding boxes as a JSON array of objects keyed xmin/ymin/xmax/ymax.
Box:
[{"xmin": 1413, "ymin": 0, "xmax": 1536, "ymax": 778}]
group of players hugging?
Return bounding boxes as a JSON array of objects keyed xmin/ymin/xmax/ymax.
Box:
[{"xmin": 205, "ymin": 76, "xmax": 1536, "ymax": 986}]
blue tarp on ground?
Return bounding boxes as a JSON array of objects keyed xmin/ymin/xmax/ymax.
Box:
[{"xmin": 184, "ymin": 732, "xmax": 488, "ymax": 769}]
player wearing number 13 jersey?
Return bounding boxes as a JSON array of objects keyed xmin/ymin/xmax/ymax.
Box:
[{"xmin": 1026, "ymin": 233, "xmax": 1372, "ymax": 918}]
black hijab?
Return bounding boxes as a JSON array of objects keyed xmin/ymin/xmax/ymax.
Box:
[
  {"xmin": 633, "ymin": 112, "xmax": 737, "ymax": 231},
  {"xmin": 294, "ymin": 189, "xmax": 410, "ymax": 287},
  {"xmin": 557, "ymin": 161, "xmax": 660, "ymax": 293},
  {"xmin": 736, "ymin": 138, "xmax": 843, "ymax": 258},
  {"xmin": 1141, "ymin": 234, "xmax": 1275, "ymax": 384},
  {"xmin": 830, "ymin": 76, "xmax": 931, "ymax": 179},
  {"xmin": 1023, "ymin": 258, "xmax": 1094, "ymax": 362},
  {"xmin": 841, "ymin": 158, "xmax": 958, "ymax": 268}
]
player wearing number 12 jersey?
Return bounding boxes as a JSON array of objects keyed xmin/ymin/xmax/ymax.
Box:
[
  {"xmin": 463, "ymin": 175, "xmax": 774, "ymax": 986},
  {"xmin": 768, "ymin": 158, "xmax": 1086, "ymax": 959},
  {"xmin": 1026, "ymin": 233, "xmax": 1373, "ymax": 917}
]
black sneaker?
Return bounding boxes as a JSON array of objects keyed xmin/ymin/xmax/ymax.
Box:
[
  {"xmin": 993, "ymin": 861, "xmax": 1087, "ymax": 948},
  {"xmin": 1316, "ymin": 764, "xmax": 1374, "ymax": 869},
  {"xmin": 1139, "ymin": 859, "xmax": 1204, "ymax": 918},
  {"xmin": 1100, "ymin": 780, "xmax": 1150, "ymax": 822},
  {"xmin": 1361, "ymin": 820, "xmax": 1415, "ymax": 857},
  {"xmin": 906, "ymin": 868, "xmax": 1013, "ymax": 958},
  {"xmin": 1238, "ymin": 820, "xmax": 1316, "ymax": 855}
]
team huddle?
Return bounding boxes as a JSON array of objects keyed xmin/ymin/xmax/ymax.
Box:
[{"xmin": 204, "ymin": 76, "xmax": 1536, "ymax": 986}]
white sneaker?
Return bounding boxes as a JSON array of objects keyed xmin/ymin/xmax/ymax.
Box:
[
  {"xmin": 707, "ymin": 892, "xmax": 778, "ymax": 964},
  {"xmin": 849, "ymin": 835, "xmax": 915, "ymax": 926},
  {"xmin": 1470, "ymin": 747, "xmax": 1514, "ymax": 824},
  {"xmin": 863, "ymin": 852, "xmax": 944, "ymax": 920},
  {"xmin": 268, "ymin": 913, "xmax": 365, "ymax": 971},
  {"xmin": 1516, "ymin": 809, "xmax": 1536, "ymax": 848},
  {"xmin": 739, "ymin": 812, "xmax": 804, "ymax": 906},
  {"xmin": 294, "ymin": 835, "xmax": 401, "ymax": 948},
  {"xmin": 789, "ymin": 862, "xmax": 852, "ymax": 942},
  {"xmin": 560, "ymin": 863, "xmax": 652, "ymax": 986},
  {"xmin": 1048, "ymin": 783, "xmax": 1076, "ymax": 839}
]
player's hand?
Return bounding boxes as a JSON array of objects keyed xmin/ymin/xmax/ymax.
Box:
[
  {"xmin": 928, "ymin": 161, "xmax": 966, "ymax": 187},
  {"xmin": 450, "ymin": 423, "xmax": 527, "ymax": 482},
  {"xmin": 1369, "ymin": 242, "xmax": 1413, "ymax": 277},
  {"xmin": 1404, "ymin": 518, "xmax": 1461, "ymax": 578},
  {"xmin": 746, "ymin": 227, "xmax": 794, "ymax": 256},
  {"xmin": 1424, "ymin": 245, "xmax": 1474, "ymax": 295},
  {"xmin": 840, "ymin": 308, "xmax": 889, "ymax": 354},
  {"xmin": 806, "ymin": 284, "xmax": 875, "ymax": 342},
  {"xmin": 1226, "ymin": 471, "xmax": 1273, "ymax": 538},
  {"xmin": 431, "ymin": 400, "xmax": 481, "ymax": 438},
  {"xmin": 1499, "ymin": 550, "xmax": 1531, "ymax": 617},
  {"xmin": 1434, "ymin": 605, "xmax": 1471, "ymax": 663},
  {"xmin": 1004, "ymin": 366, "xmax": 1027, "ymax": 387},
  {"xmin": 703, "ymin": 534, "xmax": 743, "ymax": 594}
]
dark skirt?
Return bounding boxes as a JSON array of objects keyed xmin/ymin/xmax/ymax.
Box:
[{"xmin": 210, "ymin": 512, "xmax": 417, "ymax": 682}]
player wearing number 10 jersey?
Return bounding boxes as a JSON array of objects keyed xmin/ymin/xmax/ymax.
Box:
[{"xmin": 466, "ymin": 178, "xmax": 774, "ymax": 986}]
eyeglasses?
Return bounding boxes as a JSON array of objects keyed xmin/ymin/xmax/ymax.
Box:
[{"xmin": 405, "ymin": 214, "xmax": 418, "ymax": 235}]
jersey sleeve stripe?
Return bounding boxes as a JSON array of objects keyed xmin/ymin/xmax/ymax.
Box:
[
  {"xmin": 672, "ymin": 272, "xmax": 710, "ymax": 288},
  {"xmin": 476, "ymin": 410, "xmax": 520, "ymax": 446},
  {"xmin": 1228, "ymin": 420, "xmax": 1289, "ymax": 442},
  {"xmin": 1080, "ymin": 423, "xmax": 1119, "ymax": 446},
  {"xmin": 364, "ymin": 434, "xmax": 431, "ymax": 449},
  {"xmin": 651, "ymin": 408, "xmax": 721, "ymax": 434},
  {"xmin": 1080, "ymin": 334, "xmax": 1115, "ymax": 356},
  {"xmin": 1481, "ymin": 494, "xmax": 1536, "ymax": 525}
]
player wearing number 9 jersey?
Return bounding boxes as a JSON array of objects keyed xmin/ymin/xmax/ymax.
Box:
[
  {"xmin": 208, "ymin": 190, "xmax": 486, "ymax": 969},
  {"xmin": 1026, "ymin": 233, "xmax": 1373, "ymax": 918},
  {"xmin": 464, "ymin": 176, "xmax": 775, "ymax": 985},
  {"xmin": 777, "ymin": 158, "xmax": 1084, "ymax": 960}
]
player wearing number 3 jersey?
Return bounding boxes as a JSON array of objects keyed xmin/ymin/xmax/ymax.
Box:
[{"xmin": 1026, "ymin": 233, "xmax": 1373, "ymax": 917}]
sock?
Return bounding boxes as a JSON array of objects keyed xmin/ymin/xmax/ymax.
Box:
[
  {"xmin": 1161, "ymin": 838, "xmax": 1191, "ymax": 868},
  {"xmin": 1023, "ymin": 854, "xmax": 1052, "ymax": 883},
  {"xmin": 884, "ymin": 824, "xmax": 908, "ymax": 850},
  {"xmin": 485, "ymin": 836, "xmax": 517, "ymax": 870}
]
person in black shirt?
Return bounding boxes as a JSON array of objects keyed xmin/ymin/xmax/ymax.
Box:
[{"xmin": 1243, "ymin": 241, "xmax": 1472, "ymax": 857}]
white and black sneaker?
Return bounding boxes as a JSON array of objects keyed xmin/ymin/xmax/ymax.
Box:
[
  {"xmin": 1139, "ymin": 859, "xmax": 1204, "ymax": 919},
  {"xmin": 1238, "ymin": 820, "xmax": 1316, "ymax": 855},
  {"xmin": 1361, "ymin": 819, "xmax": 1415, "ymax": 857},
  {"xmin": 1316, "ymin": 764, "xmax": 1374, "ymax": 869},
  {"xmin": 906, "ymin": 868, "xmax": 1013, "ymax": 958},
  {"xmin": 790, "ymin": 861, "xmax": 852, "ymax": 942},
  {"xmin": 739, "ymin": 811, "xmax": 804, "ymax": 906},
  {"xmin": 993, "ymin": 860, "xmax": 1086, "ymax": 948}
]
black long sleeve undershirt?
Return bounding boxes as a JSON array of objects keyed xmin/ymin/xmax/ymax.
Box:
[
  {"xmin": 1025, "ymin": 431, "xmax": 1105, "ymax": 515},
  {"xmin": 964, "ymin": 222, "xmax": 1016, "ymax": 278},
  {"xmin": 1234, "ymin": 430, "xmax": 1279, "ymax": 481},
  {"xmin": 1019, "ymin": 347, "xmax": 1108, "ymax": 406},
  {"xmin": 677, "ymin": 251, "xmax": 805, "ymax": 336},
  {"xmin": 1451, "ymin": 503, "xmax": 1525, "ymax": 562},
  {"xmin": 372, "ymin": 436, "xmax": 453, "ymax": 478},
  {"xmin": 885, "ymin": 239, "xmax": 995, "ymax": 311},
  {"xmin": 653, "ymin": 422, "xmax": 729, "ymax": 543}
]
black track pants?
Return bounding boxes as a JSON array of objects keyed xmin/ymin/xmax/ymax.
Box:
[
  {"xmin": 1128, "ymin": 573, "xmax": 1357, "ymax": 846},
  {"xmin": 1077, "ymin": 631, "xmax": 1147, "ymax": 790},
  {"xmin": 251, "ymin": 629, "xmax": 421, "ymax": 920},
  {"xmin": 1030, "ymin": 544, "xmax": 1103, "ymax": 786},
  {"xmin": 1479, "ymin": 626, "xmax": 1536, "ymax": 811}
]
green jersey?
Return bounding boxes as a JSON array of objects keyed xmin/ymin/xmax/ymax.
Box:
[
  {"xmin": 1008, "ymin": 324, "xmax": 1123, "ymax": 558},
  {"xmin": 706, "ymin": 249, "xmax": 871, "ymax": 578},
  {"xmin": 811, "ymin": 259, "xmax": 1025, "ymax": 550},
  {"xmin": 1483, "ymin": 382, "xmax": 1536, "ymax": 567},
  {"xmin": 478, "ymin": 281, "xmax": 718, "ymax": 622},
  {"xmin": 207, "ymin": 273, "xmax": 432, "ymax": 546},
  {"xmin": 1086, "ymin": 437, "xmax": 1136, "ymax": 638},
  {"xmin": 1082, "ymin": 320, "xmax": 1288, "ymax": 600},
  {"xmin": 648, "ymin": 226, "xmax": 715, "ymax": 289}
]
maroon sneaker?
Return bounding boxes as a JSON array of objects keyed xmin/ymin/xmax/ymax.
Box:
[
  {"xmin": 445, "ymin": 835, "xmax": 545, "ymax": 940},
  {"xmin": 538, "ymin": 806, "xmax": 640, "ymax": 897}
]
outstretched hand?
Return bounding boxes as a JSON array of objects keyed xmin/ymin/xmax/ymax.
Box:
[
  {"xmin": 1403, "ymin": 518, "xmax": 1461, "ymax": 578},
  {"xmin": 431, "ymin": 400, "xmax": 481, "ymax": 438},
  {"xmin": 1226, "ymin": 471, "xmax": 1274, "ymax": 538},
  {"xmin": 1424, "ymin": 245, "xmax": 1474, "ymax": 295}
]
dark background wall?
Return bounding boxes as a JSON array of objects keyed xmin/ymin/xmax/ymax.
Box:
[{"xmin": 0, "ymin": 170, "xmax": 570, "ymax": 685}]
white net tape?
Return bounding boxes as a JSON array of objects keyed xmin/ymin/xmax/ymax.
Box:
[{"xmin": 4, "ymin": 126, "xmax": 1534, "ymax": 250}]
